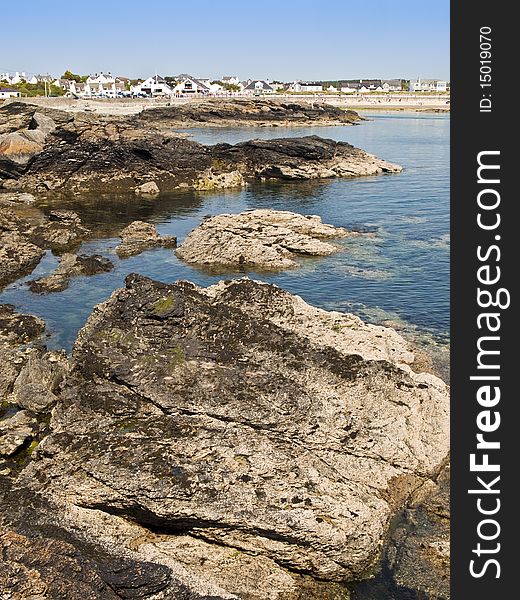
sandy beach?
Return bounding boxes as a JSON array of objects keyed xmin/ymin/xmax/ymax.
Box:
[{"xmin": 2, "ymin": 93, "xmax": 450, "ymax": 116}]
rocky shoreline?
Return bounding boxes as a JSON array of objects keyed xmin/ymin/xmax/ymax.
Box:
[
  {"xmin": 0, "ymin": 101, "xmax": 401, "ymax": 195},
  {"xmin": 0, "ymin": 275, "xmax": 450, "ymax": 599},
  {"xmin": 0, "ymin": 99, "xmax": 449, "ymax": 599},
  {"xmin": 136, "ymin": 98, "xmax": 363, "ymax": 127}
]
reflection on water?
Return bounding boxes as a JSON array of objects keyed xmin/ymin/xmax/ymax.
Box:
[{"xmin": 1, "ymin": 112, "xmax": 450, "ymax": 374}]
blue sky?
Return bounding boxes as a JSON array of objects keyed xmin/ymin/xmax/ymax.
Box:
[{"xmin": 0, "ymin": 0, "xmax": 449, "ymax": 81}]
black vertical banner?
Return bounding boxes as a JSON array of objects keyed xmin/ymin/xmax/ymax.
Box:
[{"xmin": 451, "ymin": 2, "xmax": 514, "ymax": 598}]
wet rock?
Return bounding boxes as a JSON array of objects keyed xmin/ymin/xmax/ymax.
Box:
[
  {"xmin": 29, "ymin": 253, "xmax": 114, "ymax": 293},
  {"xmin": 116, "ymin": 221, "xmax": 177, "ymax": 258},
  {"xmin": 18, "ymin": 276, "xmax": 449, "ymax": 589},
  {"xmin": 0, "ymin": 231, "xmax": 45, "ymax": 287},
  {"xmin": 0, "ymin": 205, "xmax": 91, "ymax": 288},
  {"xmin": 386, "ymin": 464, "xmax": 450, "ymax": 600},
  {"xmin": 135, "ymin": 180, "xmax": 160, "ymax": 196},
  {"xmin": 29, "ymin": 209, "xmax": 91, "ymax": 252},
  {"xmin": 10, "ymin": 351, "xmax": 68, "ymax": 412},
  {"xmin": 176, "ymin": 209, "xmax": 349, "ymax": 270},
  {"xmin": 0, "ymin": 304, "xmax": 45, "ymax": 345},
  {"xmin": 0, "ymin": 410, "xmax": 37, "ymax": 457}
]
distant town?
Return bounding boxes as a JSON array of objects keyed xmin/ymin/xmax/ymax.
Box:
[{"xmin": 0, "ymin": 71, "xmax": 449, "ymax": 99}]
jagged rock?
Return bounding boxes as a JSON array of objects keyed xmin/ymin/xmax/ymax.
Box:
[
  {"xmin": 0, "ymin": 103, "xmax": 401, "ymax": 194},
  {"xmin": 29, "ymin": 253, "xmax": 114, "ymax": 293},
  {"xmin": 0, "ymin": 205, "xmax": 91, "ymax": 288},
  {"xmin": 0, "ymin": 346, "xmax": 25, "ymax": 400},
  {"xmin": 135, "ymin": 181, "xmax": 160, "ymax": 196},
  {"xmin": 0, "ymin": 304, "xmax": 45, "ymax": 345},
  {"xmin": 116, "ymin": 221, "xmax": 177, "ymax": 258},
  {"xmin": 29, "ymin": 209, "xmax": 91, "ymax": 251},
  {"xmin": 176, "ymin": 209, "xmax": 349, "ymax": 270},
  {"xmin": 0, "ymin": 231, "xmax": 45, "ymax": 287},
  {"xmin": 0, "ymin": 111, "xmax": 56, "ymax": 166},
  {"xmin": 386, "ymin": 464, "xmax": 450, "ymax": 599},
  {"xmin": 0, "ymin": 410, "xmax": 37, "ymax": 457},
  {"xmin": 16, "ymin": 276, "xmax": 449, "ymax": 593},
  {"xmin": 214, "ymin": 136, "xmax": 402, "ymax": 180},
  {"xmin": 9, "ymin": 351, "xmax": 68, "ymax": 413}
]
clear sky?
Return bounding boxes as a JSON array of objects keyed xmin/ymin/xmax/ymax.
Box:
[{"xmin": 0, "ymin": 0, "xmax": 449, "ymax": 81}]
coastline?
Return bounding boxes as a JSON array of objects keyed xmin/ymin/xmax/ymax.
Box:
[
  {"xmin": 1, "ymin": 93, "xmax": 450, "ymax": 117},
  {"xmin": 0, "ymin": 100, "xmax": 450, "ymax": 600}
]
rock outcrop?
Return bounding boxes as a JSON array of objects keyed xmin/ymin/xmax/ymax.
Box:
[
  {"xmin": 138, "ymin": 98, "xmax": 362, "ymax": 128},
  {"xmin": 0, "ymin": 304, "xmax": 45, "ymax": 345},
  {"xmin": 0, "ymin": 232, "xmax": 44, "ymax": 288},
  {"xmin": 0, "ymin": 103, "xmax": 401, "ymax": 195},
  {"xmin": 0, "ymin": 306, "xmax": 66, "ymax": 462},
  {"xmin": 3, "ymin": 276, "xmax": 449, "ymax": 598},
  {"xmin": 29, "ymin": 253, "xmax": 114, "ymax": 293},
  {"xmin": 0, "ymin": 204, "xmax": 91, "ymax": 288},
  {"xmin": 116, "ymin": 221, "xmax": 177, "ymax": 258},
  {"xmin": 176, "ymin": 209, "xmax": 350, "ymax": 270}
]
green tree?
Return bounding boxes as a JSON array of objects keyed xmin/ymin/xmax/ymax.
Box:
[
  {"xmin": 62, "ymin": 70, "xmax": 84, "ymax": 83},
  {"xmin": 223, "ymin": 83, "xmax": 240, "ymax": 92}
]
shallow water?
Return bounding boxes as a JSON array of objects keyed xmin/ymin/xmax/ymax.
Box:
[{"xmin": 0, "ymin": 112, "xmax": 450, "ymax": 369}]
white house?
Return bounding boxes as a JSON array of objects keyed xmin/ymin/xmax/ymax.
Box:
[
  {"xmin": 0, "ymin": 88, "xmax": 21, "ymax": 99},
  {"xmin": 131, "ymin": 75, "xmax": 173, "ymax": 96},
  {"xmin": 10, "ymin": 72, "xmax": 27, "ymax": 84},
  {"xmin": 173, "ymin": 76, "xmax": 210, "ymax": 95},
  {"xmin": 291, "ymin": 81, "xmax": 323, "ymax": 93},
  {"xmin": 242, "ymin": 80, "xmax": 274, "ymax": 95},
  {"xmin": 54, "ymin": 78, "xmax": 75, "ymax": 92},
  {"xmin": 410, "ymin": 78, "xmax": 448, "ymax": 93},
  {"xmin": 28, "ymin": 74, "xmax": 53, "ymax": 85},
  {"xmin": 84, "ymin": 73, "xmax": 126, "ymax": 97},
  {"xmin": 222, "ymin": 76, "xmax": 241, "ymax": 86},
  {"xmin": 382, "ymin": 79, "xmax": 404, "ymax": 92},
  {"xmin": 1, "ymin": 72, "xmax": 28, "ymax": 85}
]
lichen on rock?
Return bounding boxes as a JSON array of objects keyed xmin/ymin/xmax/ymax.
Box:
[{"xmin": 6, "ymin": 275, "xmax": 448, "ymax": 597}]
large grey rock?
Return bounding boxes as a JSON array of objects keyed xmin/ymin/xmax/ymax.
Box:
[
  {"xmin": 0, "ymin": 111, "xmax": 56, "ymax": 165},
  {"xmin": 10, "ymin": 351, "xmax": 68, "ymax": 412},
  {"xmin": 0, "ymin": 410, "xmax": 37, "ymax": 457},
  {"xmin": 176, "ymin": 209, "xmax": 350, "ymax": 270},
  {"xmin": 0, "ymin": 525, "xmax": 176, "ymax": 600},
  {"xmin": 18, "ymin": 276, "xmax": 449, "ymax": 593},
  {"xmin": 0, "ymin": 231, "xmax": 44, "ymax": 287}
]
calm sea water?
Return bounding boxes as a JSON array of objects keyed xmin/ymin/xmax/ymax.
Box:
[{"xmin": 0, "ymin": 112, "xmax": 450, "ymax": 371}]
